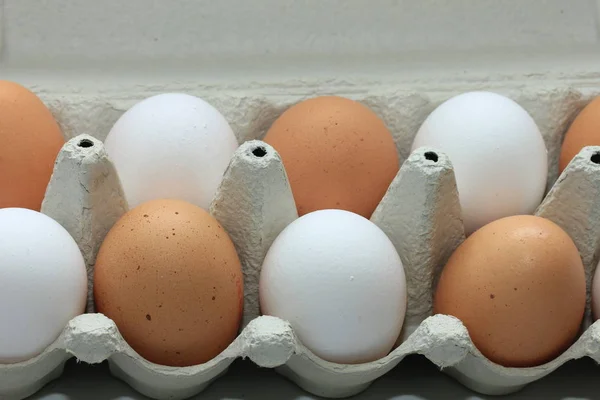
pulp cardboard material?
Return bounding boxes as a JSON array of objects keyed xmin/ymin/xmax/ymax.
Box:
[{"xmin": 2, "ymin": 88, "xmax": 600, "ymax": 399}]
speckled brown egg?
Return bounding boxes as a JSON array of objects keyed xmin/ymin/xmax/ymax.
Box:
[
  {"xmin": 94, "ymin": 199, "xmax": 243, "ymax": 367},
  {"xmin": 434, "ymin": 215, "xmax": 585, "ymax": 367},
  {"xmin": 559, "ymin": 97, "xmax": 600, "ymax": 173},
  {"xmin": 263, "ymin": 96, "xmax": 399, "ymax": 218},
  {"xmin": 0, "ymin": 80, "xmax": 65, "ymax": 210}
]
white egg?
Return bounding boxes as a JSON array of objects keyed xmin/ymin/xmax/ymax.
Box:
[
  {"xmin": 411, "ymin": 91, "xmax": 548, "ymax": 235},
  {"xmin": 259, "ymin": 209, "xmax": 407, "ymax": 364},
  {"xmin": 104, "ymin": 93, "xmax": 239, "ymax": 209},
  {"xmin": 0, "ymin": 208, "xmax": 87, "ymax": 363}
]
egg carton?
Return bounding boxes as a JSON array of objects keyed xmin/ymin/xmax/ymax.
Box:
[{"xmin": 3, "ymin": 87, "xmax": 600, "ymax": 400}]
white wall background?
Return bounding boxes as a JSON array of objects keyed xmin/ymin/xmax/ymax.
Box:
[{"xmin": 1, "ymin": 0, "xmax": 600, "ymax": 86}]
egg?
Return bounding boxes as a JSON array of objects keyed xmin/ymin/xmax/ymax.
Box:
[
  {"xmin": 104, "ymin": 93, "xmax": 239, "ymax": 210},
  {"xmin": 411, "ymin": 91, "xmax": 548, "ymax": 235},
  {"xmin": 434, "ymin": 215, "xmax": 585, "ymax": 367},
  {"xmin": 0, "ymin": 208, "xmax": 87, "ymax": 363},
  {"xmin": 260, "ymin": 209, "xmax": 407, "ymax": 364},
  {"xmin": 0, "ymin": 81, "xmax": 65, "ymax": 210},
  {"xmin": 559, "ymin": 97, "xmax": 600, "ymax": 173},
  {"xmin": 94, "ymin": 199, "xmax": 243, "ymax": 366},
  {"xmin": 263, "ymin": 96, "xmax": 399, "ymax": 218}
]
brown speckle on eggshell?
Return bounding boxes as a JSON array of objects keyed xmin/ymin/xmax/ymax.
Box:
[
  {"xmin": 94, "ymin": 199, "xmax": 243, "ymax": 367},
  {"xmin": 434, "ymin": 215, "xmax": 586, "ymax": 368},
  {"xmin": 263, "ymin": 96, "xmax": 399, "ymax": 218}
]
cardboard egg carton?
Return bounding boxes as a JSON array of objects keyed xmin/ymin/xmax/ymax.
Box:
[{"xmin": 2, "ymin": 87, "xmax": 600, "ymax": 400}]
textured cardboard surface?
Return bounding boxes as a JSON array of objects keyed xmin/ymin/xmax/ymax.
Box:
[{"xmin": 2, "ymin": 89, "xmax": 600, "ymax": 399}]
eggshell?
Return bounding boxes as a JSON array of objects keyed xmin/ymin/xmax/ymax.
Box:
[
  {"xmin": 411, "ymin": 91, "xmax": 548, "ymax": 235},
  {"xmin": 559, "ymin": 97, "xmax": 600, "ymax": 173},
  {"xmin": 104, "ymin": 93, "xmax": 239, "ymax": 209},
  {"xmin": 93, "ymin": 199, "xmax": 243, "ymax": 367},
  {"xmin": 434, "ymin": 215, "xmax": 585, "ymax": 368},
  {"xmin": 0, "ymin": 81, "xmax": 65, "ymax": 210},
  {"xmin": 259, "ymin": 209, "xmax": 407, "ymax": 364},
  {"xmin": 0, "ymin": 208, "xmax": 87, "ymax": 363},
  {"xmin": 263, "ymin": 96, "xmax": 399, "ymax": 218}
]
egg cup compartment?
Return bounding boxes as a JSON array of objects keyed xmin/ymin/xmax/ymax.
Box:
[
  {"xmin": 234, "ymin": 144, "xmax": 467, "ymax": 398},
  {"xmin": 2, "ymin": 87, "xmax": 600, "ymax": 399},
  {"xmin": 406, "ymin": 144, "xmax": 600, "ymax": 396},
  {"xmin": 217, "ymin": 145, "xmax": 464, "ymax": 399}
]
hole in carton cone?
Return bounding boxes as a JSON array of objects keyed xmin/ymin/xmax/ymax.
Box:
[
  {"xmin": 78, "ymin": 139, "xmax": 94, "ymax": 148},
  {"xmin": 591, "ymin": 152, "xmax": 600, "ymax": 165},
  {"xmin": 252, "ymin": 146, "xmax": 267, "ymax": 158},
  {"xmin": 424, "ymin": 151, "xmax": 438, "ymax": 162}
]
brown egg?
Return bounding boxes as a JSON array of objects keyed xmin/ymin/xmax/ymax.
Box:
[
  {"xmin": 559, "ymin": 97, "xmax": 600, "ymax": 173},
  {"xmin": 94, "ymin": 199, "xmax": 243, "ymax": 366},
  {"xmin": 434, "ymin": 215, "xmax": 585, "ymax": 367},
  {"xmin": 0, "ymin": 80, "xmax": 65, "ymax": 210},
  {"xmin": 263, "ymin": 96, "xmax": 399, "ymax": 218}
]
